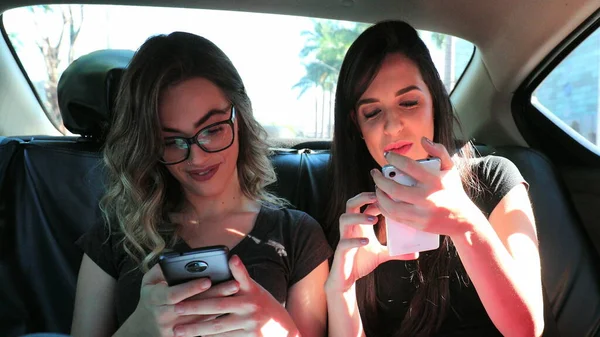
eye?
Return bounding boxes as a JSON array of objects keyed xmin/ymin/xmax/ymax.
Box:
[
  {"xmin": 400, "ymin": 100, "xmax": 418, "ymax": 108},
  {"xmin": 200, "ymin": 125, "xmax": 225, "ymax": 137},
  {"xmin": 164, "ymin": 138, "xmax": 187, "ymax": 150},
  {"xmin": 364, "ymin": 108, "xmax": 382, "ymax": 119}
]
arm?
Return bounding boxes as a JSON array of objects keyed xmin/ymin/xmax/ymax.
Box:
[
  {"xmin": 287, "ymin": 261, "xmax": 329, "ymax": 337},
  {"xmin": 325, "ymin": 283, "xmax": 365, "ymax": 337},
  {"xmin": 452, "ymin": 184, "xmax": 544, "ymax": 337},
  {"xmin": 374, "ymin": 140, "xmax": 544, "ymax": 337},
  {"xmin": 71, "ymin": 254, "xmax": 117, "ymax": 337},
  {"xmin": 324, "ymin": 193, "xmax": 418, "ymax": 337}
]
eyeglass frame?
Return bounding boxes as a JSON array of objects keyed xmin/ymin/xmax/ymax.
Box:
[{"xmin": 160, "ymin": 104, "xmax": 236, "ymax": 165}]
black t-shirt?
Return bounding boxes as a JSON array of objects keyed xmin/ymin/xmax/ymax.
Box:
[
  {"xmin": 76, "ymin": 205, "xmax": 333, "ymax": 327},
  {"xmin": 369, "ymin": 155, "xmax": 528, "ymax": 337}
]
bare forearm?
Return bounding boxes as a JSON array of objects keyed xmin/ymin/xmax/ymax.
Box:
[
  {"xmin": 451, "ymin": 210, "xmax": 543, "ymax": 337},
  {"xmin": 71, "ymin": 315, "xmax": 116, "ymax": 337},
  {"xmin": 325, "ymin": 284, "xmax": 365, "ymax": 337}
]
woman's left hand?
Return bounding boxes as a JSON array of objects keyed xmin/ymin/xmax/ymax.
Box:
[
  {"xmin": 172, "ymin": 255, "xmax": 299, "ymax": 337},
  {"xmin": 371, "ymin": 137, "xmax": 478, "ymax": 237}
]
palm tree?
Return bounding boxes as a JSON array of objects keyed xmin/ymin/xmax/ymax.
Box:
[
  {"xmin": 293, "ymin": 62, "xmax": 331, "ymax": 137},
  {"xmin": 295, "ymin": 20, "xmax": 369, "ymax": 137}
]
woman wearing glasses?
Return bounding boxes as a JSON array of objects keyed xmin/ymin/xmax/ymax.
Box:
[{"xmin": 71, "ymin": 32, "xmax": 330, "ymax": 337}]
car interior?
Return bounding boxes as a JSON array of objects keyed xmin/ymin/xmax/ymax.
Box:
[{"xmin": 0, "ymin": 1, "xmax": 599, "ymax": 336}]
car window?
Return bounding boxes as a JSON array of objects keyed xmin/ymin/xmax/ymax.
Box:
[
  {"xmin": 3, "ymin": 5, "xmax": 474, "ymax": 139},
  {"xmin": 531, "ymin": 28, "xmax": 600, "ymax": 152}
]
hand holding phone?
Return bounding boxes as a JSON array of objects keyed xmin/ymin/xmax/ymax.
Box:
[
  {"xmin": 381, "ymin": 157, "xmax": 441, "ymax": 256},
  {"xmin": 171, "ymin": 255, "xmax": 301, "ymax": 336},
  {"xmin": 123, "ymin": 262, "xmax": 218, "ymax": 336},
  {"xmin": 159, "ymin": 245, "xmax": 233, "ymax": 286}
]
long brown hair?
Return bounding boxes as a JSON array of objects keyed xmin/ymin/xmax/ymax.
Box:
[
  {"xmin": 325, "ymin": 21, "xmax": 478, "ymax": 337},
  {"xmin": 101, "ymin": 32, "xmax": 284, "ymax": 272}
]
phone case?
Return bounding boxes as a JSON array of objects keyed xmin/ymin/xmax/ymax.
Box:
[
  {"xmin": 381, "ymin": 158, "xmax": 441, "ymax": 256},
  {"xmin": 159, "ymin": 245, "xmax": 233, "ymax": 286}
]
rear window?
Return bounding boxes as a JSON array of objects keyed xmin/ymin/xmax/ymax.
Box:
[{"xmin": 3, "ymin": 5, "xmax": 474, "ymax": 139}]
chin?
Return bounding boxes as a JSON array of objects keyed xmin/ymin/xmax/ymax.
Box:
[
  {"xmin": 182, "ymin": 167, "xmax": 237, "ymax": 199},
  {"xmin": 184, "ymin": 183, "xmax": 226, "ymax": 199}
]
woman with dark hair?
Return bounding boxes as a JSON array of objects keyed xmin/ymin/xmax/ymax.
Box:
[
  {"xmin": 324, "ymin": 21, "xmax": 544, "ymax": 337},
  {"xmin": 71, "ymin": 32, "xmax": 330, "ymax": 337}
]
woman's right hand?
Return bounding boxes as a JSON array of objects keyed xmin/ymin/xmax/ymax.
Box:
[
  {"xmin": 120, "ymin": 263, "xmax": 239, "ymax": 337},
  {"xmin": 325, "ymin": 192, "xmax": 419, "ymax": 294}
]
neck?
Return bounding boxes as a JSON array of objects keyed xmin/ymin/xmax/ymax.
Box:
[{"xmin": 183, "ymin": 169, "xmax": 258, "ymax": 222}]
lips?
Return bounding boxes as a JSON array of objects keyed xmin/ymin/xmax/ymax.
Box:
[
  {"xmin": 384, "ymin": 141, "xmax": 413, "ymax": 155},
  {"xmin": 187, "ymin": 164, "xmax": 220, "ymax": 182}
]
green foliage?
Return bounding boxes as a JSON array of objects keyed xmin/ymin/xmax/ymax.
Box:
[
  {"xmin": 294, "ymin": 20, "xmax": 369, "ymax": 97},
  {"xmin": 431, "ymin": 32, "xmax": 446, "ymax": 49}
]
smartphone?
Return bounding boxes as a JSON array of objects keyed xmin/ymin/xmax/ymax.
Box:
[
  {"xmin": 381, "ymin": 157, "xmax": 441, "ymax": 256},
  {"xmin": 159, "ymin": 245, "xmax": 233, "ymax": 286}
]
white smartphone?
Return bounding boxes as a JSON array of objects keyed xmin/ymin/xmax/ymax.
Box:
[{"xmin": 381, "ymin": 157, "xmax": 441, "ymax": 256}]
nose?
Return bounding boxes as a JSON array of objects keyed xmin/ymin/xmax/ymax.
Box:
[
  {"xmin": 187, "ymin": 142, "xmax": 210, "ymax": 164},
  {"xmin": 383, "ymin": 109, "xmax": 404, "ymax": 135}
]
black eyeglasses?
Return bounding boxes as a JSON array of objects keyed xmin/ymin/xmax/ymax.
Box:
[{"xmin": 160, "ymin": 105, "xmax": 236, "ymax": 165}]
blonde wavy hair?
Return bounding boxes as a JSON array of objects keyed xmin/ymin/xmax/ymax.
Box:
[{"xmin": 100, "ymin": 32, "xmax": 285, "ymax": 272}]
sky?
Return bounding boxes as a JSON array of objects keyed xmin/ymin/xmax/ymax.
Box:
[{"xmin": 3, "ymin": 5, "xmax": 466, "ymax": 137}]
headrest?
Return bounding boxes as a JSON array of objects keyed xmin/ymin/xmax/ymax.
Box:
[{"xmin": 57, "ymin": 49, "xmax": 134, "ymax": 138}]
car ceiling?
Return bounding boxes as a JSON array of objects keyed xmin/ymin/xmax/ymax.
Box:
[{"xmin": 0, "ymin": 0, "xmax": 598, "ymax": 145}]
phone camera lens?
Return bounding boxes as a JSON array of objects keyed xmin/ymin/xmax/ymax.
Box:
[
  {"xmin": 185, "ymin": 261, "xmax": 208, "ymax": 273},
  {"xmin": 389, "ymin": 171, "xmax": 396, "ymax": 178}
]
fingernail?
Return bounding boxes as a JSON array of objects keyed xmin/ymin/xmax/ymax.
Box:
[
  {"xmin": 369, "ymin": 192, "xmax": 377, "ymax": 199},
  {"xmin": 175, "ymin": 305, "xmax": 185, "ymax": 314},
  {"xmin": 370, "ymin": 169, "xmax": 377, "ymax": 176},
  {"xmin": 423, "ymin": 137, "xmax": 434, "ymax": 145},
  {"xmin": 367, "ymin": 216, "xmax": 376, "ymax": 222},
  {"xmin": 232, "ymin": 255, "xmax": 241, "ymax": 266},
  {"xmin": 227, "ymin": 284, "xmax": 239, "ymax": 294},
  {"xmin": 200, "ymin": 279, "xmax": 211, "ymax": 289},
  {"xmin": 383, "ymin": 151, "xmax": 389, "ymax": 158},
  {"xmin": 360, "ymin": 238, "xmax": 369, "ymax": 245},
  {"xmin": 174, "ymin": 327, "xmax": 185, "ymax": 337}
]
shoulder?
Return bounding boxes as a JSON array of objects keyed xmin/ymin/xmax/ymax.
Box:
[
  {"xmin": 78, "ymin": 217, "xmax": 123, "ymax": 247},
  {"xmin": 76, "ymin": 217, "xmax": 127, "ymax": 279},
  {"xmin": 470, "ymin": 155, "xmax": 520, "ymax": 176},
  {"xmin": 466, "ymin": 155, "xmax": 527, "ymax": 217},
  {"xmin": 469, "ymin": 155, "xmax": 525, "ymax": 188}
]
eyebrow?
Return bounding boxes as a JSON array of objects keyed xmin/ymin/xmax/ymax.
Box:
[
  {"xmin": 161, "ymin": 107, "xmax": 229, "ymax": 134},
  {"xmin": 355, "ymin": 85, "xmax": 422, "ymax": 110}
]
